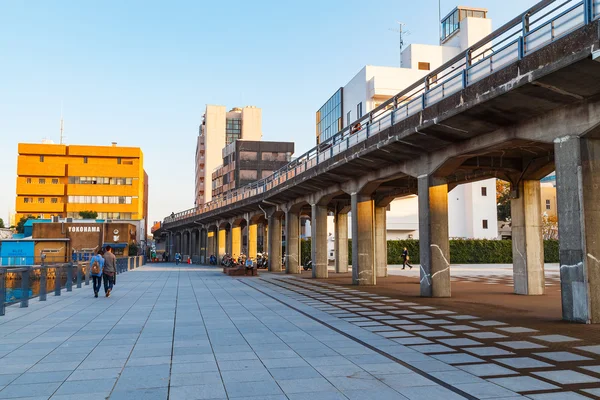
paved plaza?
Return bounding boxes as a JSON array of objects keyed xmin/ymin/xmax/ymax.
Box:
[{"xmin": 0, "ymin": 264, "xmax": 599, "ymax": 399}]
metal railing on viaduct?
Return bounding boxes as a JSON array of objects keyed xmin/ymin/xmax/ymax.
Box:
[{"xmin": 157, "ymin": 0, "xmax": 600, "ymax": 324}]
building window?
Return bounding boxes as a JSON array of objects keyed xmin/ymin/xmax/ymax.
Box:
[
  {"xmin": 24, "ymin": 198, "xmax": 30, "ymax": 203},
  {"xmin": 51, "ymin": 198, "xmax": 58, "ymax": 204},
  {"xmin": 83, "ymin": 156, "xmax": 88, "ymax": 164},
  {"xmin": 546, "ymin": 199, "xmax": 551, "ymax": 210},
  {"xmin": 26, "ymin": 178, "xmax": 31, "ymax": 184},
  {"xmin": 225, "ymin": 118, "xmax": 242, "ymax": 145},
  {"xmin": 52, "ymin": 178, "xmax": 59, "ymax": 184},
  {"xmin": 481, "ymin": 187, "xmax": 487, "ymax": 196},
  {"xmin": 39, "ymin": 178, "xmax": 46, "ymax": 184},
  {"xmin": 117, "ymin": 158, "xmax": 122, "ymax": 164},
  {"xmin": 418, "ymin": 62, "xmax": 431, "ymax": 71},
  {"xmin": 482, "ymin": 219, "xmax": 488, "ymax": 229},
  {"xmin": 38, "ymin": 198, "xmax": 45, "ymax": 204},
  {"xmin": 316, "ymin": 88, "xmax": 343, "ymax": 145},
  {"xmin": 357, "ymin": 102, "xmax": 363, "ymax": 119},
  {"xmin": 40, "ymin": 155, "xmax": 44, "ymax": 162}
]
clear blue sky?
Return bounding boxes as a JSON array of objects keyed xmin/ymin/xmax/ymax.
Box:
[{"xmin": 0, "ymin": 0, "xmax": 538, "ymax": 227}]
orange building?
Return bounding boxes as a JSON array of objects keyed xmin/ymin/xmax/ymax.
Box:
[{"xmin": 15, "ymin": 142, "xmax": 148, "ymax": 233}]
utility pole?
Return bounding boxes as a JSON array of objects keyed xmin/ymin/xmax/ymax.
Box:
[{"xmin": 389, "ymin": 22, "xmax": 410, "ymax": 67}]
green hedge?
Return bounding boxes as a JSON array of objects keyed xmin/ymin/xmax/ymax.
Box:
[{"xmin": 300, "ymin": 238, "xmax": 559, "ymax": 264}]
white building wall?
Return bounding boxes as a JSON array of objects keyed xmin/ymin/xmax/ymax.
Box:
[
  {"xmin": 469, "ymin": 179, "xmax": 498, "ymax": 239},
  {"xmin": 203, "ymin": 105, "xmax": 227, "ymax": 203}
]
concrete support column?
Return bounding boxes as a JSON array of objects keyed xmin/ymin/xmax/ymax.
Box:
[
  {"xmin": 248, "ymin": 223, "xmax": 258, "ymax": 260},
  {"xmin": 334, "ymin": 212, "xmax": 349, "ymax": 273},
  {"xmin": 555, "ymin": 136, "xmax": 600, "ymax": 323},
  {"xmin": 375, "ymin": 206, "xmax": 387, "ymax": 278},
  {"xmin": 351, "ymin": 194, "xmax": 375, "ymax": 285},
  {"xmin": 232, "ymin": 225, "xmax": 242, "ymax": 258},
  {"xmin": 226, "ymin": 228, "xmax": 232, "ymax": 255},
  {"xmin": 418, "ymin": 176, "xmax": 451, "ymax": 297},
  {"xmin": 268, "ymin": 215, "xmax": 282, "ymax": 272},
  {"xmin": 264, "ymin": 225, "xmax": 269, "ymax": 254},
  {"xmin": 511, "ymin": 180, "xmax": 545, "ymax": 295},
  {"xmin": 286, "ymin": 211, "xmax": 300, "ymax": 274},
  {"xmin": 312, "ymin": 204, "xmax": 328, "ymax": 279},
  {"xmin": 218, "ymin": 228, "xmax": 226, "ymax": 261}
]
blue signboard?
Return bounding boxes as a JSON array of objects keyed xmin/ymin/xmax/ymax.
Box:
[{"xmin": 0, "ymin": 241, "xmax": 35, "ymax": 266}]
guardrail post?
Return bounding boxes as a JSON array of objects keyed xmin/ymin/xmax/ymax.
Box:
[
  {"xmin": 0, "ymin": 268, "xmax": 6, "ymax": 316},
  {"xmin": 76, "ymin": 263, "xmax": 82, "ymax": 289},
  {"xmin": 55, "ymin": 266, "xmax": 61, "ymax": 296},
  {"xmin": 518, "ymin": 36, "xmax": 525, "ymax": 60},
  {"xmin": 40, "ymin": 267, "xmax": 47, "ymax": 301},
  {"xmin": 66, "ymin": 264, "xmax": 73, "ymax": 292},
  {"xmin": 20, "ymin": 267, "xmax": 30, "ymax": 308}
]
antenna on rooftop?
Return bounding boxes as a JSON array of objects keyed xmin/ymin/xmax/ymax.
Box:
[{"xmin": 389, "ymin": 22, "xmax": 410, "ymax": 67}]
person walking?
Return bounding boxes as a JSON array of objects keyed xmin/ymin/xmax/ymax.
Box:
[
  {"xmin": 102, "ymin": 245, "xmax": 117, "ymax": 297},
  {"xmin": 402, "ymin": 247, "xmax": 413, "ymax": 270},
  {"xmin": 90, "ymin": 249, "xmax": 104, "ymax": 298},
  {"xmin": 175, "ymin": 252, "xmax": 181, "ymax": 265}
]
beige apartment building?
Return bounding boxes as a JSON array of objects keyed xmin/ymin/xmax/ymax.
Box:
[{"xmin": 195, "ymin": 105, "xmax": 262, "ymax": 206}]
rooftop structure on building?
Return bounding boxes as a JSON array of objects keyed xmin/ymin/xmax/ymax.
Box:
[{"xmin": 195, "ymin": 105, "xmax": 262, "ymax": 207}]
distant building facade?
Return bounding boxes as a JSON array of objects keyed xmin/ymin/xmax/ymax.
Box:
[
  {"xmin": 316, "ymin": 5, "xmax": 497, "ymax": 240},
  {"xmin": 195, "ymin": 106, "xmax": 262, "ymax": 206},
  {"xmin": 15, "ymin": 142, "xmax": 148, "ymax": 234},
  {"xmin": 212, "ymin": 140, "xmax": 294, "ymax": 198}
]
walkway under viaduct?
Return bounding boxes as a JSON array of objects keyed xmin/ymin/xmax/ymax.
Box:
[{"xmin": 156, "ymin": 0, "xmax": 600, "ymax": 324}]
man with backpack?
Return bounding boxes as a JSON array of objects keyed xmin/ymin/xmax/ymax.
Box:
[
  {"xmin": 102, "ymin": 245, "xmax": 117, "ymax": 297},
  {"xmin": 90, "ymin": 249, "xmax": 104, "ymax": 298}
]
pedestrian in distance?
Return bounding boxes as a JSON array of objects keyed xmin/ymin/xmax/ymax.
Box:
[
  {"xmin": 102, "ymin": 245, "xmax": 117, "ymax": 297},
  {"xmin": 175, "ymin": 252, "xmax": 181, "ymax": 265},
  {"xmin": 90, "ymin": 249, "xmax": 104, "ymax": 298},
  {"xmin": 402, "ymin": 247, "xmax": 413, "ymax": 270}
]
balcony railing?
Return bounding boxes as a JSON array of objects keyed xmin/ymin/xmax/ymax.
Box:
[{"xmin": 163, "ymin": 0, "xmax": 598, "ymax": 227}]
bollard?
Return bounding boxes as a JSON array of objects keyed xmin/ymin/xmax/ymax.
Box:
[
  {"xmin": 55, "ymin": 266, "xmax": 61, "ymax": 296},
  {"xmin": 66, "ymin": 264, "xmax": 73, "ymax": 292},
  {"xmin": 0, "ymin": 268, "xmax": 5, "ymax": 316},
  {"xmin": 20, "ymin": 267, "xmax": 30, "ymax": 308},
  {"xmin": 40, "ymin": 267, "xmax": 47, "ymax": 301},
  {"xmin": 76, "ymin": 263, "xmax": 82, "ymax": 289},
  {"xmin": 85, "ymin": 262, "xmax": 90, "ymax": 286}
]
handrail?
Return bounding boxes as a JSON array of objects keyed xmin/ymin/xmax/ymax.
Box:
[{"xmin": 162, "ymin": 0, "xmax": 596, "ymax": 227}]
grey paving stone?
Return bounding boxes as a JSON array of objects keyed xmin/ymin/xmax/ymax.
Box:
[
  {"xmin": 532, "ymin": 370, "xmax": 600, "ymax": 385},
  {"xmin": 496, "ymin": 326, "xmax": 538, "ymax": 334},
  {"xmin": 395, "ymin": 385, "xmax": 467, "ymax": 400},
  {"xmin": 168, "ymin": 383, "xmax": 227, "ymax": 400},
  {"xmin": 67, "ymin": 367, "xmax": 121, "ymax": 381},
  {"xmin": 224, "ymin": 379, "xmax": 284, "ymax": 398},
  {"xmin": 286, "ymin": 392, "xmax": 346, "ymax": 400},
  {"xmin": 12, "ymin": 370, "xmax": 72, "ymax": 385},
  {"xmin": 497, "ymin": 341, "xmax": 547, "ymax": 350},
  {"xmin": 328, "ymin": 373, "xmax": 391, "ymax": 391},
  {"xmin": 455, "ymin": 382, "xmax": 519, "ymax": 398},
  {"xmin": 532, "ymin": 334, "xmax": 580, "ymax": 343},
  {"xmin": 360, "ymin": 362, "xmax": 411, "ymax": 375},
  {"xmin": 575, "ymin": 345, "xmax": 600, "ymax": 355},
  {"xmin": 441, "ymin": 325, "xmax": 478, "ymax": 332},
  {"xmin": 493, "ymin": 357, "xmax": 554, "ymax": 369},
  {"xmin": 458, "ymin": 363, "xmax": 519, "ymax": 377},
  {"xmin": 54, "ymin": 378, "xmax": 116, "ymax": 396},
  {"xmin": 268, "ymin": 366, "xmax": 322, "ymax": 380},
  {"xmin": 583, "ymin": 389, "xmax": 600, "ymax": 397},
  {"xmin": 416, "ymin": 330, "xmax": 455, "ymax": 338},
  {"xmin": 431, "ymin": 353, "xmax": 484, "ymax": 365},
  {"xmin": 489, "ymin": 376, "xmax": 559, "ymax": 392},
  {"xmin": 408, "ymin": 344, "xmax": 455, "ymax": 354},
  {"xmin": 314, "ymin": 364, "xmax": 365, "ymax": 377},
  {"xmin": 466, "ymin": 332, "xmax": 508, "ymax": 339},
  {"xmin": 169, "ymin": 371, "xmax": 224, "ymax": 387},
  {"xmin": 377, "ymin": 372, "xmax": 438, "ymax": 389},
  {"xmin": 430, "ymin": 370, "xmax": 484, "ymax": 384},
  {"xmin": 464, "ymin": 346, "xmax": 514, "ymax": 357},
  {"xmin": 278, "ymin": 377, "xmax": 338, "ymax": 394},
  {"xmin": 438, "ymin": 338, "xmax": 482, "ymax": 347},
  {"xmin": 171, "ymin": 361, "xmax": 219, "ymax": 374},
  {"xmin": 526, "ymin": 392, "xmax": 589, "ymax": 399},
  {"xmin": 472, "ymin": 320, "xmax": 508, "ymax": 327},
  {"xmin": 0, "ymin": 382, "xmax": 62, "ymax": 398},
  {"xmin": 392, "ymin": 337, "xmax": 432, "ymax": 345},
  {"xmin": 533, "ymin": 351, "xmax": 593, "ymax": 362}
]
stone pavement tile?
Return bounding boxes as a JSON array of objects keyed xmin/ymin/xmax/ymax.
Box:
[
  {"xmin": 431, "ymin": 353, "xmax": 484, "ymax": 365},
  {"xmin": 581, "ymin": 365, "xmax": 600, "ymax": 374},
  {"xmin": 224, "ymin": 379, "xmax": 284, "ymax": 398},
  {"xmin": 379, "ymin": 331, "xmax": 414, "ymax": 339},
  {"xmin": 344, "ymin": 387, "xmax": 409, "ymax": 400},
  {"xmin": 394, "ymin": 385, "xmax": 467, "ymax": 400},
  {"xmin": 125, "ymin": 356, "xmax": 172, "ymax": 366},
  {"xmin": 169, "ymin": 371, "xmax": 223, "ymax": 387},
  {"xmin": 0, "ymin": 375, "xmax": 18, "ymax": 387},
  {"xmin": 221, "ymin": 368, "xmax": 273, "ymax": 383},
  {"xmin": 377, "ymin": 372, "xmax": 437, "ymax": 389},
  {"xmin": 497, "ymin": 341, "xmax": 547, "ymax": 350},
  {"xmin": 172, "ymin": 361, "xmax": 220, "ymax": 374},
  {"xmin": 51, "ymin": 392, "xmax": 109, "ymax": 400},
  {"xmin": 278, "ymin": 377, "xmax": 338, "ymax": 394},
  {"xmin": 496, "ymin": 327, "xmax": 538, "ymax": 334},
  {"xmin": 430, "ymin": 370, "xmax": 484, "ymax": 384},
  {"xmin": 408, "ymin": 344, "xmax": 455, "ymax": 354},
  {"xmin": 269, "ymin": 366, "xmax": 322, "ymax": 380},
  {"xmin": 575, "ymin": 345, "xmax": 600, "ymax": 355},
  {"xmin": 416, "ymin": 331, "xmax": 455, "ymax": 338},
  {"xmin": 467, "ymin": 332, "xmax": 507, "ymax": 339},
  {"xmin": 493, "ymin": 357, "xmax": 553, "ymax": 369},
  {"xmin": 169, "ymin": 383, "xmax": 227, "ymax": 400},
  {"xmin": 458, "ymin": 363, "xmax": 518, "ymax": 377},
  {"xmin": 438, "ymin": 338, "xmax": 482, "ymax": 347},
  {"xmin": 532, "ymin": 335, "xmax": 580, "ymax": 343},
  {"xmin": 583, "ymin": 388, "xmax": 600, "ymax": 397},
  {"xmin": 78, "ymin": 358, "xmax": 126, "ymax": 370},
  {"xmin": 286, "ymin": 392, "xmax": 346, "ymax": 400},
  {"xmin": 489, "ymin": 376, "xmax": 559, "ymax": 392},
  {"xmin": 54, "ymin": 378, "xmax": 116, "ymax": 396},
  {"xmin": 345, "ymin": 353, "xmax": 392, "ymax": 365},
  {"xmin": 533, "ymin": 351, "xmax": 593, "ymax": 362},
  {"xmin": 392, "ymin": 338, "xmax": 432, "ymax": 346},
  {"xmin": 423, "ymin": 319, "xmax": 453, "ymax": 325},
  {"xmin": 0, "ymin": 382, "xmax": 61, "ymax": 398},
  {"xmin": 448, "ymin": 315, "xmax": 479, "ymax": 321},
  {"xmin": 255, "ymin": 350, "xmax": 298, "ymax": 360},
  {"xmin": 399, "ymin": 325, "xmax": 432, "ymax": 331},
  {"xmin": 455, "ymin": 382, "xmax": 520, "ymax": 398},
  {"xmin": 441, "ymin": 325, "xmax": 478, "ymax": 332},
  {"xmin": 360, "ymin": 362, "xmax": 411, "ymax": 375},
  {"xmin": 262, "ymin": 357, "xmax": 309, "ymax": 369},
  {"xmin": 0, "ymin": 364, "xmax": 36, "ymax": 375},
  {"xmin": 429, "ymin": 310, "xmax": 455, "ymax": 315},
  {"xmin": 12, "ymin": 370, "xmax": 72, "ymax": 385},
  {"xmin": 532, "ymin": 370, "xmax": 600, "ymax": 384},
  {"xmin": 113, "ymin": 365, "xmax": 170, "ymax": 390},
  {"xmin": 409, "ymin": 360, "xmax": 457, "ymax": 373},
  {"xmin": 314, "ymin": 364, "xmax": 365, "ymax": 377},
  {"xmin": 464, "ymin": 346, "xmax": 514, "ymax": 357},
  {"xmin": 214, "ymin": 352, "xmax": 258, "ymax": 362},
  {"xmin": 472, "ymin": 320, "xmax": 508, "ymax": 327},
  {"xmin": 528, "ymin": 392, "xmax": 591, "ymax": 400},
  {"xmin": 328, "ymin": 372, "xmax": 392, "ymax": 391},
  {"xmin": 67, "ymin": 367, "xmax": 121, "ymax": 381},
  {"xmin": 172, "ymin": 354, "xmax": 215, "ymax": 364}
]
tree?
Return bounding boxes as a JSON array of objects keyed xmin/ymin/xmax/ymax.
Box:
[
  {"xmin": 16, "ymin": 215, "xmax": 37, "ymax": 234},
  {"xmin": 542, "ymin": 213, "xmax": 559, "ymax": 240},
  {"xmin": 496, "ymin": 179, "xmax": 511, "ymax": 221},
  {"xmin": 128, "ymin": 243, "xmax": 139, "ymax": 256},
  {"xmin": 79, "ymin": 211, "xmax": 98, "ymax": 219},
  {"xmin": 0, "ymin": 218, "xmax": 4, "ymax": 229}
]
